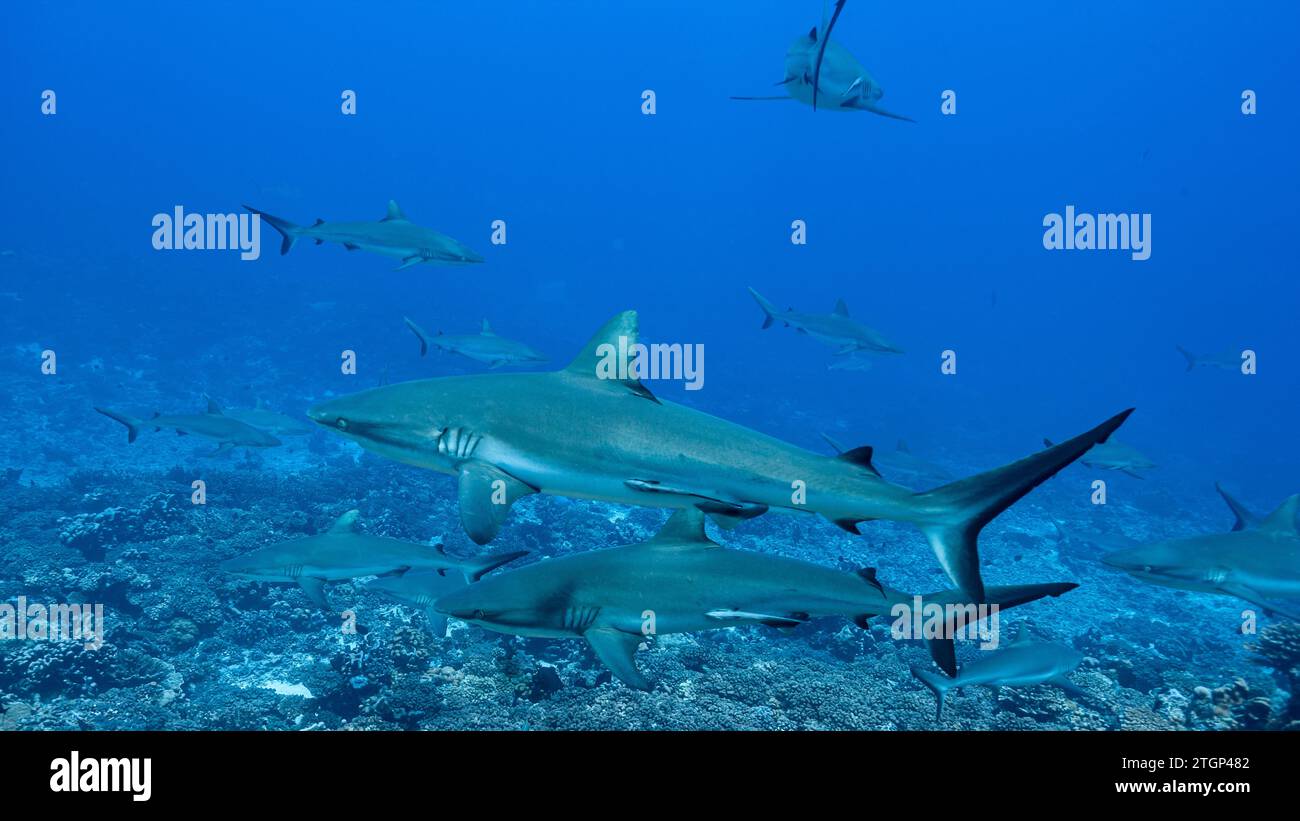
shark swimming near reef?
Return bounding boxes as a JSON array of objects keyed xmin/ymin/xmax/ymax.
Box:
[
  {"xmin": 203, "ymin": 395, "xmax": 314, "ymax": 437},
  {"xmin": 432, "ymin": 508, "xmax": 1078, "ymax": 689},
  {"xmin": 1043, "ymin": 436, "xmax": 1155, "ymax": 479},
  {"xmin": 309, "ymin": 309, "xmax": 1133, "ymax": 601},
  {"xmin": 910, "ymin": 626, "xmax": 1086, "ymax": 720},
  {"xmin": 95, "ymin": 398, "xmax": 281, "ymax": 453},
  {"xmin": 1176, "ymin": 345, "xmax": 1243, "ymax": 372},
  {"xmin": 404, "ymin": 317, "xmax": 548, "ymax": 369},
  {"xmin": 364, "ymin": 571, "xmax": 469, "ymax": 638},
  {"xmin": 242, "ymin": 200, "xmax": 484, "ymax": 270},
  {"xmin": 731, "ymin": 1, "xmax": 915, "ymax": 121},
  {"xmin": 748, "ymin": 287, "xmax": 903, "ymax": 355},
  {"xmin": 220, "ymin": 509, "xmax": 526, "ymax": 609},
  {"xmin": 1101, "ymin": 491, "xmax": 1300, "ymax": 620}
]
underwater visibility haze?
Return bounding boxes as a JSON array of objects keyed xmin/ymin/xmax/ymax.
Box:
[{"xmin": 1, "ymin": 0, "xmax": 1298, "ymax": 731}]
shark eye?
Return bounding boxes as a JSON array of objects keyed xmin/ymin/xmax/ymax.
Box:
[
  {"xmin": 473, "ymin": 609, "xmax": 485, "ymax": 620},
  {"xmin": 335, "ymin": 418, "xmax": 348, "ymax": 430}
]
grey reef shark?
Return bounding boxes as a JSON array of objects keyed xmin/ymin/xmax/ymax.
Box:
[
  {"xmin": 1176, "ymin": 345, "xmax": 1243, "ymax": 372},
  {"xmin": 1101, "ymin": 488, "xmax": 1300, "ymax": 620},
  {"xmin": 203, "ymin": 395, "xmax": 314, "ymax": 437},
  {"xmin": 1043, "ymin": 435, "xmax": 1155, "ymax": 479},
  {"xmin": 404, "ymin": 317, "xmax": 549, "ymax": 369},
  {"xmin": 432, "ymin": 508, "xmax": 1078, "ymax": 689},
  {"xmin": 96, "ymin": 397, "xmax": 281, "ymax": 454},
  {"xmin": 309, "ymin": 308, "xmax": 1133, "ymax": 602},
  {"xmin": 749, "ymin": 287, "xmax": 904, "ymax": 356},
  {"xmin": 910, "ymin": 625, "xmax": 1088, "ymax": 720},
  {"xmin": 242, "ymin": 200, "xmax": 484, "ymax": 270},
  {"xmin": 364, "ymin": 571, "xmax": 470, "ymax": 638},
  {"xmin": 219, "ymin": 509, "xmax": 526, "ymax": 609},
  {"xmin": 731, "ymin": 0, "xmax": 915, "ymax": 121}
]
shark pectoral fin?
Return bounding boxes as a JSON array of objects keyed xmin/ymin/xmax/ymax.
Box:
[
  {"xmin": 699, "ymin": 503, "xmax": 769, "ymax": 530},
  {"xmin": 706, "ymin": 609, "xmax": 808, "ymax": 628},
  {"xmin": 298, "ymin": 577, "xmax": 330, "ymax": 609},
  {"xmin": 1120, "ymin": 469, "xmax": 1146, "ymax": 479},
  {"xmin": 423, "ymin": 606, "xmax": 448, "ymax": 638},
  {"xmin": 1049, "ymin": 676, "xmax": 1089, "ymax": 701},
  {"xmin": 457, "ymin": 462, "xmax": 537, "ymax": 545},
  {"xmin": 1218, "ymin": 584, "xmax": 1300, "ymax": 620},
  {"xmin": 343, "ymin": 242, "xmax": 360, "ymax": 251},
  {"xmin": 585, "ymin": 628, "xmax": 649, "ymax": 690},
  {"xmin": 863, "ymin": 104, "xmax": 917, "ymax": 123},
  {"xmin": 394, "ymin": 256, "xmax": 424, "ymax": 271}
]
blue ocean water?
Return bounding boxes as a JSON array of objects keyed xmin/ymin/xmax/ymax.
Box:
[{"xmin": 0, "ymin": 1, "xmax": 1297, "ymax": 730}]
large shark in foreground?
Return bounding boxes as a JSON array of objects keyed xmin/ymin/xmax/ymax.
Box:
[
  {"xmin": 404, "ymin": 317, "xmax": 548, "ymax": 369},
  {"xmin": 433, "ymin": 509, "xmax": 1077, "ymax": 689},
  {"xmin": 96, "ymin": 399, "xmax": 281, "ymax": 453},
  {"xmin": 731, "ymin": 1, "xmax": 914, "ymax": 120},
  {"xmin": 1101, "ymin": 491, "xmax": 1300, "ymax": 620},
  {"xmin": 1043, "ymin": 436, "xmax": 1155, "ymax": 479},
  {"xmin": 309, "ymin": 310, "xmax": 1132, "ymax": 600},
  {"xmin": 220, "ymin": 509, "xmax": 525, "ymax": 608},
  {"xmin": 242, "ymin": 200, "xmax": 484, "ymax": 270},
  {"xmin": 749, "ymin": 287, "xmax": 904, "ymax": 355},
  {"xmin": 910, "ymin": 626, "xmax": 1086, "ymax": 720}
]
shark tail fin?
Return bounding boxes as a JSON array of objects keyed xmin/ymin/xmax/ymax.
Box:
[
  {"xmin": 747, "ymin": 286, "xmax": 779, "ymax": 329},
  {"xmin": 1176, "ymin": 345, "xmax": 1197, "ymax": 371},
  {"xmin": 1215, "ymin": 482, "xmax": 1259, "ymax": 531},
  {"xmin": 403, "ymin": 316, "xmax": 431, "ymax": 356},
  {"xmin": 242, "ymin": 205, "xmax": 299, "ymax": 255},
  {"xmin": 911, "ymin": 410, "xmax": 1134, "ymax": 600},
  {"xmin": 909, "ymin": 666, "xmax": 952, "ymax": 721},
  {"xmin": 95, "ymin": 407, "xmax": 143, "ymax": 443},
  {"xmin": 912, "ymin": 581, "xmax": 1077, "ymax": 679},
  {"xmin": 463, "ymin": 549, "xmax": 529, "ymax": 583}
]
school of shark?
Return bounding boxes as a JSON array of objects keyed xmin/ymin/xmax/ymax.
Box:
[{"xmin": 6, "ymin": 0, "xmax": 1295, "ymax": 734}]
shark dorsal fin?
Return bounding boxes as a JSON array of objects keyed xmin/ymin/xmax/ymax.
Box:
[
  {"xmin": 833, "ymin": 298, "xmax": 850, "ymax": 317},
  {"xmin": 1260, "ymin": 494, "xmax": 1300, "ymax": 535},
  {"xmin": 328, "ymin": 509, "xmax": 361, "ymax": 534},
  {"xmin": 204, "ymin": 394, "xmax": 223, "ymax": 415},
  {"xmin": 563, "ymin": 310, "xmax": 659, "ymax": 403},
  {"xmin": 1215, "ymin": 482, "xmax": 1260, "ymax": 532},
  {"xmin": 837, "ymin": 445, "xmax": 882, "ymax": 478},
  {"xmin": 649, "ymin": 508, "xmax": 713, "ymax": 545},
  {"xmin": 897, "ymin": 440, "xmax": 910, "ymax": 453},
  {"xmin": 1011, "ymin": 624, "xmax": 1034, "ymax": 645},
  {"xmin": 382, "ymin": 200, "xmax": 407, "ymax": 222},
  {"xmin": 481, "ymin": 319, "xmax": 495, "ymax": 335}
]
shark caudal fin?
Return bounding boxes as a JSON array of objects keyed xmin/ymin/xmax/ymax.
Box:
[
  {"xmin": 95, "ymin": 407, "xmax": 144, "ymax": 443},
  {"xmin": 463, "ymin": 549, "xmax": 529, "ymax": 583},
  {"xmin": 1175, "ymin": 345, "xmax": 1198, "ymax": 371},
  {"xmin": 912, "ymin": 410, "xmax": 1134, "ymax": 600},
  {"xmin": 747, "ymin": 287, "xmax": 781, "ymax": 329},
  {"xmin": 1215, "ymin": 482, "xmax": 1260, "ymax": 531},
  {"xmin": 910, "ymin": 666, "xmax": 953, "ymax": 720},
  {"xmin": 911, "ymin": 582, "xmax": 1078, "ymax": 677},
  {"xmin": 242, "ymin": 205, "xmax": 300, "ymax": 255},
  {"xmin": 403, "ymin": 316, "xmax": 432, "ymax": 356}
]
